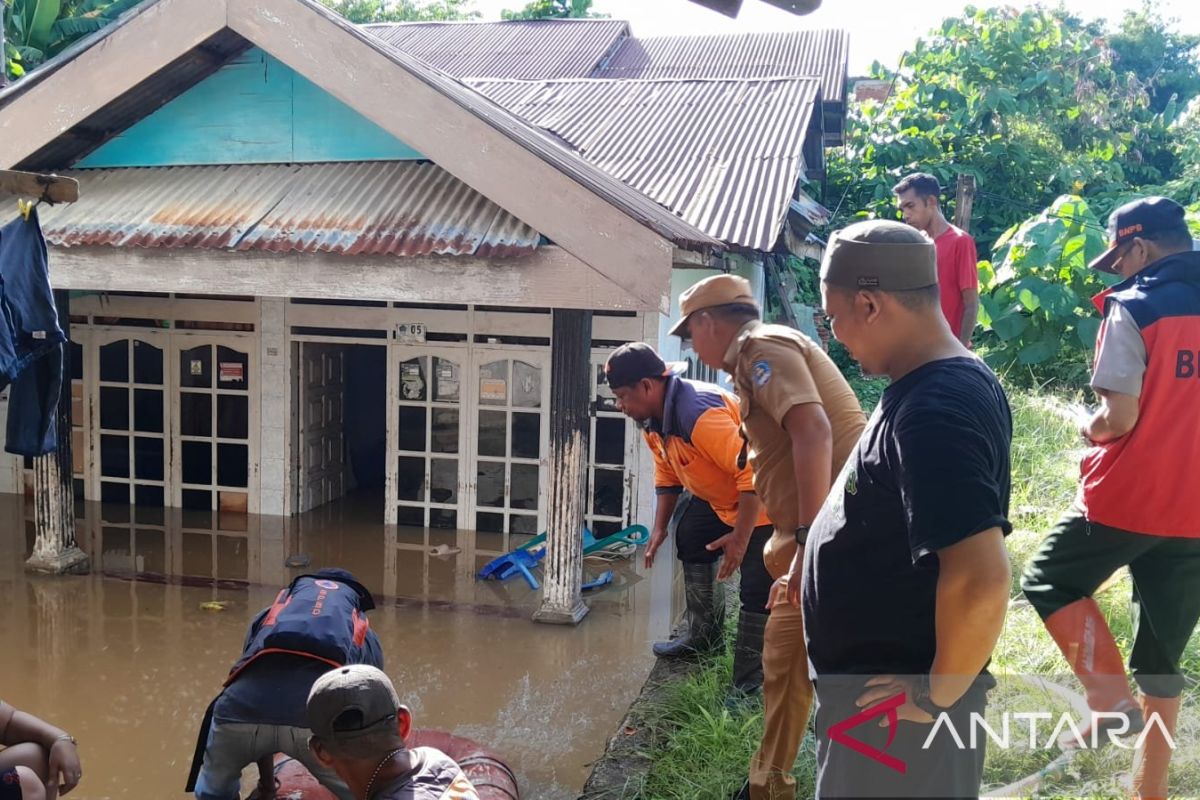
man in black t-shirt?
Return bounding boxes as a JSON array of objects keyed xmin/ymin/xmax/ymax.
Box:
[{"xmin": 801, "ymin": 220, "xmax": 1013, "ymax": 798}]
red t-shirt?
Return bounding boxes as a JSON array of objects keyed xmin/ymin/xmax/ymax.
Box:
[{"xmin": 934, "ymin": 225, "xmax": 979, "ymax": 337}]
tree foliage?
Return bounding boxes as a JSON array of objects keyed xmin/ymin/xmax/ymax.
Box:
[
  {"xmin": 317, "ymin": 0, "xmax": 477, "ymax": 23},
  {"xmin": 4, "ymin": 0, "xmax": 143, "ymax": 80},
  {"xmin": 827, "ymin": 5, "xmax": 1200, "ymax": 256},
  {"xmin": 977, "ymin": 195, "xmax": 1112, "ymax": 383},
  {"xmin": 501, "ymin": 0, "xmax": 601, "ymax": 21}
]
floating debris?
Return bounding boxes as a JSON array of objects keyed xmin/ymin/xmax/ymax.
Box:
[
  {"xmin": 199, "ymin": 601, "xmax": 228, "ymax": 612},
  {"xmin": 285, "ymin": 554, "xmax": 311, "ymax": 568}
]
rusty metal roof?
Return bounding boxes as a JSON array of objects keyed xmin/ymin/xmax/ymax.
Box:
[
  {"xmin": 2, "ymin": 2, "xmax": 721, "ymax": 254},
  {"xmin": 593, "ymin": 29, "xmax": 849, "ymax": 104},
  {"xmin": 36, "ymin": 162, "xmax": 543, "ymax": 257},
  {"xmin": 471, "ymin": 76, "xmax": 822, "ymax": 251},
  {"xmin": 363, "ymin": 19, "xmax": 629, "ymax": 79}
]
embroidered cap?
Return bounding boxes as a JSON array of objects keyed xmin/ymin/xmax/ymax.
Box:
[{"xmin": 820, "ymin": 219, "xmax": 937, "ymax": 292}]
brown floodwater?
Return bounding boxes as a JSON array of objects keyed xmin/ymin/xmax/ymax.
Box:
[{"xmin": 0, "ymin": 491, "xmax": 675, "ymax": 799}]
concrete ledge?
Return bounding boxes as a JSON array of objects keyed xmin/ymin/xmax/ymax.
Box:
[{"xmin": 578, "ymin": 656, "xmax": 701, "ymax": 799}]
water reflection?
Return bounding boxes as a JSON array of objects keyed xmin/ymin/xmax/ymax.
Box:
[{"xmin": 0, "ymin": 492, "xmax": 674, "ymax": 798}]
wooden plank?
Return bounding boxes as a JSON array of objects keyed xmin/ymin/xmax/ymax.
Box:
[
  {"xmin": 71, "ymin": 294, "xmax": 259, "ymax": 324},
  {"xmin": 0, "ymin": 0, "xmax": 228, "ymax": 169},
  {"xmin": 48, "ymin": 245, "xmax": 649, "ymax": 311},
  {"xmin": 954, "ymin": 174, "xmax": 977, "ymax": 234},
  {"xmin": 228, "ymin": 0, "xmax": 676, "ymax": 312},
  {"xmin": 0, "ymin": 170, "xmax": 79, "ymax": 203}
]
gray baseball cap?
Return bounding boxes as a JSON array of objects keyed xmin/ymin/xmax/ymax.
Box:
[
  {"xmin": 820, "ymin": 219, "xmax": 937, "ymax": 291},
  {"xmin": 307, "ymin": 665, "xmax": 407, "ymax": 758}
]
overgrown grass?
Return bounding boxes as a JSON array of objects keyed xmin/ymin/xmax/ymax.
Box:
[{"xmin": 634, "ymin": 388, "xmax": 1200, "ymax": 799}]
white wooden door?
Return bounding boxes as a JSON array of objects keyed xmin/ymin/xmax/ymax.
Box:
[
  {"xmin": 387, "ymin": 346, "xmax": 470, "ymax": 531},
  {"xmin": 297, "ymin": 343, "xmax": 346, "ymax": 513},
  {"xmin": 172, "ymin": 335, "xmax": 258, "ymax": 516},
  {"xmin": 91, "ymin": 330, "xmax": 170, "ymax": 515},
  {"xmin": 468, "ymin": 349, "xmax": 551, "ymax": 551}
]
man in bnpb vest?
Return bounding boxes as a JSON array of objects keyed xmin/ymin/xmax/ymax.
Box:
[
  {"xmin": 605, "ymin": 342, "xmax": 774, "ymax": 699},
  {"xmin": 187, "ymin": 569, "xmax": 384, "ymax": 800},
  {"xmin": 670, "ymin": 274, "xmax": 866, "ymax": 800},
  {"xmin": 1022, "ymin": 197, "xmax": 1200, "ymax": 799}
]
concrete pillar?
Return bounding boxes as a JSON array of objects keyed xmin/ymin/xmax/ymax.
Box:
[
  {"xmin": 26, "ymin": 292, "xmax": 88, "ymax": 575},
  {"xmin": 259, "ymin": 298, "xmax": 289, "ymax": 518},
  {"xmin": 534, "ymin": 309, "xmax": 592, "ymax": 625}
]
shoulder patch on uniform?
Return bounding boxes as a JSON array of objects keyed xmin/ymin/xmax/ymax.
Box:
[{"xmin": 752, "ymin": 360, "xmax": 772, "ymax": 387}]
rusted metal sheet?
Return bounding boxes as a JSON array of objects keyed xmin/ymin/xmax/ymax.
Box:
[
  {"xmin": 472, "ymin": 76, "xmax": 823, "ymax": 252},
  {"xmin": 35, "ymin": 162, "xmax": 543, "ymax": 257},
  {"xmin": 593, "ymin": 29, "xmax": 850, "ymax": 105},
  {"xmin": 364, "ymin": 19, "xmax": 629, "ymax": 79}
]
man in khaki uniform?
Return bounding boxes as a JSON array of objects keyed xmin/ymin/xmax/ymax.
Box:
[{"xmin": 670, "ymin": 274, "xmax": 866, "ymax": 800}]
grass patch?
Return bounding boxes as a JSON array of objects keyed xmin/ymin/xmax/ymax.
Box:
[{"xmin": 634, "ymin": 387, "xmax": 1200, "ymax": 799}]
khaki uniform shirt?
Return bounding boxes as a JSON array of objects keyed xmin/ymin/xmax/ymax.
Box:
[{"xmin": 724, "ymin": 321, "xmax": 866, "ymax": 578}]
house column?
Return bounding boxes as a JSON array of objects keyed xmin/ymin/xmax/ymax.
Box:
[
  {"xmin": 26, "ymin": 290, "xmax": 89, "ymax": 575},
  {"xmin": 533, "ymin": 308, "xmax": 592, "ymax": 625}
]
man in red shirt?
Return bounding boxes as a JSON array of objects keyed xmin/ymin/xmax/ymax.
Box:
[{"xmin": 893, "ymin": 173, "xmax": 980, "ymax": 346}]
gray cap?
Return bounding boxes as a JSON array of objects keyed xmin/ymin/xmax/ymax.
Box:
[
  {"xmin": 307, "ymin": 665, "xmax": 406, "ymax": 758},
  {"xmin": 820, "ymin": 219, "xmax": 937, "ymax": 291}
]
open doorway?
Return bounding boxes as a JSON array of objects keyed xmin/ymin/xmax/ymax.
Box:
[{"xmin": 292, "ymin": 341, "xmax": 387, "ymax": 523}]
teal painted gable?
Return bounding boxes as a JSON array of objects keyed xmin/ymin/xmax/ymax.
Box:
[{"xmin": 76, "ymin": 48, "xmax": 423, "ymax": 167}]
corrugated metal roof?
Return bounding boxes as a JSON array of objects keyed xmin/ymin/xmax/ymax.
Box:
[
  {"xmin": 3, "ymin": 0, "xmax": 723, "ymax": 254},
  {"xmin": 593, "ymin": 29, "xmax": 849, "ymax": 104},
  {"xmin": 36, "ymin": 162, "xmax": 543, "ymax": 257},
  {"xmin": 363, "ymin": 19, "xmax": 629, "ymax": 79},
  {"xmin": 471, "ymin": 77, "xmax": 821, "ymax": 251}
]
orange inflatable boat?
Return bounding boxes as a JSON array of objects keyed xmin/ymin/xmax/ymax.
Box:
[{"xmin": 251, "ymin": 729, "xmax": 518, "ymax": 800}]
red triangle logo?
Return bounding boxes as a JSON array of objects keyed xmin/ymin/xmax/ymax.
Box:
[{"xmin": 825, "ymin": 691, "xmax": 908, "ymax": 774}]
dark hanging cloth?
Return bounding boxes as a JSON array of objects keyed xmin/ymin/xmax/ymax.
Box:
[{"xmin": 0, "ymin": 208, "xmax": 65, "ymax": 456}]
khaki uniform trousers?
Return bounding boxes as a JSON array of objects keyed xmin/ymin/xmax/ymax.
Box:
[{"xmin": 748, "ymin": 572, "xmax": 813, "ymax": 800}]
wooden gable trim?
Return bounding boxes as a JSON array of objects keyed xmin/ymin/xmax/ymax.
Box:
[{"xmin": 0, "ymin": 0, "xmax": 227, "ymax": 170}]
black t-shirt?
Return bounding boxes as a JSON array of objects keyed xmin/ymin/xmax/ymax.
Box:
[{"xmin": 802, "ymin": 356, "xmax": 1012, "ymax": 677}]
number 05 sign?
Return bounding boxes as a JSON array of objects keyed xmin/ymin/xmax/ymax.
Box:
[{"xmin": 396, "ymin": 322, "xmax": 427, "ymax": 343}]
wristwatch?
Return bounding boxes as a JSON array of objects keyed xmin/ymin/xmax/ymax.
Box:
[
  {"xmin": 794, "ymin": 525, "xmax": 810, "ymax": 545},
  {"xmin": 911, "ymin": 674, "xmax": 956, "ymax": 717}
]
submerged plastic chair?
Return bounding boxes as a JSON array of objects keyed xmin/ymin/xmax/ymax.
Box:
[{"xmin": 476, "ymin": 524, "xmax": 648, "ymax": 590}]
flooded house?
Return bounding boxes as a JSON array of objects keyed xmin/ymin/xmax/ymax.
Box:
[
  {"xmin": 0, "ymin": 0, "xmax": 846, "ymax": 594},
  {"xmin": 0, "ymin": 2, "xmax": 848, "ymax": 795}
]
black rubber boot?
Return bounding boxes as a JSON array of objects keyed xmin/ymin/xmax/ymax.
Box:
[
  {"xmin": 652, "ymin": 561, "xmax": 725, "ymax": 658},
  {"xmin": 728, "ymin": 608, "xmax": 767, "ymax": 703}
]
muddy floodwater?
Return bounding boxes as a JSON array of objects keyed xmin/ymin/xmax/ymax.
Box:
[{"xmin": 0, "ymin": 491, "xmax": 674, "ymax": 799}]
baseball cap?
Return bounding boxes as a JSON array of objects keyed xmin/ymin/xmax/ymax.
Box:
[
  {"xmin": 820, "ymin": 219, "xmax": 937, "ymax": 291},
  {"xmin": 307, "ymin": 665, "xmax": 407, "ymax": 758},
  {"xmin": 604, "ymin": 343, "xmax": 687, "ymax": 389},
  {"xmin": 1089, "ymin": 196, "xmax": 1189, "ymax": 274},
  {"xmin": 668, "ymin": 274, "xmax": 759, "ymax": 337}
]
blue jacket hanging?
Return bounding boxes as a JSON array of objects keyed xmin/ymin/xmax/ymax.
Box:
[{"xmin": 1, "ymin": 208, "xmax": 66, "ymax": 456}]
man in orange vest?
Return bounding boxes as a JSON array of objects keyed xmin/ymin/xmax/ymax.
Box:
[
  {"xmin": 606, "ymin": 343, "xmax": 774, "ymax": 698},
  {"xmin": 1022, "ymin": 197, "xmax": 1200, "ymax": 799}
]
